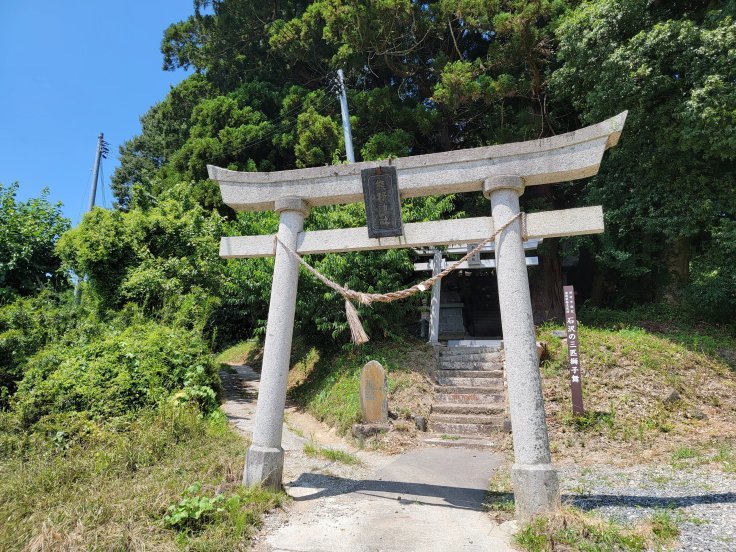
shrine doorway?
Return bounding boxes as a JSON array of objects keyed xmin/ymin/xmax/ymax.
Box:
[{"xmin": 438, "ymin": 269, "xmax": 502, "ymax": 341}]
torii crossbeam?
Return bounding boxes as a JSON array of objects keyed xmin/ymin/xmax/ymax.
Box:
[{"xmin": 209, "ymin": 111, "xmax": 628, "ymax": 521}]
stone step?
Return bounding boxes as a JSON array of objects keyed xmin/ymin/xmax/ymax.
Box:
[
  {"xmin": 434, "ymin": 392, "xmax": 504, "ymax": 404},
  {"xmin": 440, "ymin": 352, "xmax": 503, "ymax": 362},
  {"xmin": 440, "ymin": 347, "xmax": 502, "ymax": 356},
  {"xmin": 437, "ymin": 369, "xmax": 502, "ymax": 379},
  {"xmin": 430, "ymin": 413, "xmax": 505, "ymax": 425},
  {"xmin": 436, "ymin": 376, "xmax": 505, "ymax": 387},
  {"xmin": 439, "ymin": 362, "xmax": 503, "ymax": 373},
  {"xmin": 430, "ymin": 421, "xmax": 501, "ymax": 436},
  {"xmin": 421, "ymin": 434, "xmax": 496, "ymax": 450},
  {"xmin": 439, "ymin": 357, "xmax": 503, "ymax": 370},
  {"xmin": 433, "ymin": 385, "xmax": 502, "ymax": 394},
  {"xmin": 431, "ymin": 403, "xmax": 506, "ymax": 415},
  {"xmin": 436, "ymin": 376, "xmax": 503, "ymax": 387}
]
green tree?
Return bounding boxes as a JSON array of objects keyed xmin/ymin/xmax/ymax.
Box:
[
  {"xmin": 550, "ymin": 0, "xmax": 736, "ymax": 306},
  {"xmin": 0, "ymin": 184, "xmax": 70, "ymax": 301}
]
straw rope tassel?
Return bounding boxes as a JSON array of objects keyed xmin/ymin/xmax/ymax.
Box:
[{"xmin": 344, "ymin": 298, "xmax": 369, "ymax": 345}]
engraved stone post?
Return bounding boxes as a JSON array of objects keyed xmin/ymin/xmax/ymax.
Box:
[
  {"xmin": 484, "ymin": 176, "xmax": 560, "ymax": 520},
  {"xmin": 360, "ymin": 360, "xmax": 388, "ymax": 423},
  {"xmin": 244, "ymin": 197, "xmax": 309, "ymax": 490}
]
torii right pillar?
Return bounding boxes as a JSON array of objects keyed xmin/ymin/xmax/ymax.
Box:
[{"xmin": 485, "ymin": 175, "xmax": 560, "ymax": 519}]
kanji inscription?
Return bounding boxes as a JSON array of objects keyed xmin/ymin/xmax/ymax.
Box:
[
  {"xmin": 361, "ymin": 166, "xmax": 403, "ymax": 238},
  {"xmin": 563, "ymin": 285, "xmax": 585, "ymax": 416}
]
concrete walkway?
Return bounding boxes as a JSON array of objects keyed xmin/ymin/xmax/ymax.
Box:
[{"xmin": 220, "ymin": 364, "xmax": 515, "ymax": 552}]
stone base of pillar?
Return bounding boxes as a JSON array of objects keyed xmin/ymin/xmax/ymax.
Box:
[
  {"xmin": 244, "ymin": 445, "xmax": 284, "ymax": 490},
  {"xmin": 512, "ymin": 463, "xmax": 560, "ymax": 520}
]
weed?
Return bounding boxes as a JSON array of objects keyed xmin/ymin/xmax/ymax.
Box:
[
  {"xmin": 565, "ymin": 410, "xmax": 615, "ymax": 432},
  {"xmin": 714, "ymin": 445, "xmax": 736, "ymax": 473},
  {"xmin": 303, "ymin": 442, "xmax": 360, "ymax": 465},
  {"xmin": 0, "ymin": 406, "xmax": 282, "ymax": 550},
  {"xmin": 514, "ymin": 506, "xmax": 679, "ymax": 552},
  {"xmin": 163, "ymin": 483, "xmax": 226, "ymax": 531},
  {"xmin": 484, "ymin": 468, "xmax": 515, "ymax": 518},
  {"xmin": 393, "ymin": 420, "xmax": 414, "ymax": 432},
  {"xmin": 648, "ymin": 509, "xmax": 681, "ymax": 541},
  {"xmin": 439, "ymin": 434, "xmax": 460, "ymax": 440},
  {"xmin": 671, "ymin": 446, "xmax": 699, "ymax": 461},
  {"xmin": 484, "ymin": 491, "xmax": 515, "ymax": 514}
]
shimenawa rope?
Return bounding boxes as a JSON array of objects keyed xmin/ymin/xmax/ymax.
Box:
[{"xmin": 275, "ymin": 212, "xmax": 525, "ymax": 344}]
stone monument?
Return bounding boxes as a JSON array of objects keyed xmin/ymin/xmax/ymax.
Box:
[{"xmin": 360, "ymin": 360, "xmax": 388, "ymax": 423}]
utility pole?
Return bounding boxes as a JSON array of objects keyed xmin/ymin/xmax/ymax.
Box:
[
  {"xmin": 87, "ymin": 132, "xmax": 109, "ymax": 211},
  {"xmin": 336, "ymin": 69, "xmax": 355, "ymax": 163}
]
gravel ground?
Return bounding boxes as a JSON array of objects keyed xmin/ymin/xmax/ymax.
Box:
[{"xmin": 559, "ymin": 465, "xmax": 736, "ymax": 551}]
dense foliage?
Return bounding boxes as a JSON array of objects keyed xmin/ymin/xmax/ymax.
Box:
[
  {"xmin": 550, "ymin": 0, "xmax": 736, "ymax": 315},
  {"xmin": 2, "ymin": 0, "xmax": 734, "ymax": 435},
  {"xmin": 106, "ymin": 0, "xmax": 735, "ymax": 323},
  {"xmin": 0, "ymin": 183, "xmax": 70, "ymax": 300}
]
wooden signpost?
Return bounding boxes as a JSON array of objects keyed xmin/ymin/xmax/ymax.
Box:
[{"xmin": 563, "ymin": 285, "xmax": 585, "ymax": 416}]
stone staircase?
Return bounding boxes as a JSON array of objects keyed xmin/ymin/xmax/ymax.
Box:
[{"xmin": 426, "ymin": 346, "xmax": 507, "ymax": 445}]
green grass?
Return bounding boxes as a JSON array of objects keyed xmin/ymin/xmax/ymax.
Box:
[
  {"xmin": 671, "ymin": 446, "xmax": 699, "ymax": 461},
  {"xmin": 537, "ymin": 314, "xmax": 736, "ymax": 457},
  {"xmin": 303, "ymin": 442, "xmax": 360, "ymax": 464},
  {"xmin": 649, "ymin": 509, "xmax": 680, "ymax": 541},
  {"xmin": 579, "ymin": 305, "xmax": 736, "ymax": 368},
  {"xmin": 484, "ymin": 467, "xmax": 516, "ymax": 517},
  {"xmin": 0, "ymin": 406, "xmax": 283, "ymax": 551},
  {"xmin": 287, "ymin": 337, "xmax": 432, "ymax": 434},
  {"xmin": 713, "ymin": 445, "xmax": 736, "ymax": 472},
  {"xmin": 216, "ymin": 340, "xmax": 262, "ymax": 366},
  {"xmin": 514, "ymin": 506, "xmax": 680, "ymax": 552}
]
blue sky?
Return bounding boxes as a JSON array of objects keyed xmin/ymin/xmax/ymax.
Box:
[{"xmin": 0, "ymin": 1, "xmax": 193, "ymax": 224}]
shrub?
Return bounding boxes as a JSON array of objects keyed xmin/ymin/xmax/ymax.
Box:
[
  {"xmin": 12, "ymin": 320, "xmax": 220, "ymax": 427},
  {"xmin": 0, "ymin": 291, "xmax": 89, "ymax": 408}
]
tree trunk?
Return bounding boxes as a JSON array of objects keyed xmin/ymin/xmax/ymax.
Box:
[
  {"xmin": 589, "ymin": 269, "xmax": 605, "ymax": 307},
  {"xmin": 663, "ymin": 236, "xmax": 691, "ymax": 303},
  {"xmin": 527, "ymin": 183, "xmax": 565, "ymax": 323},
  {"xmin": 530, "ymin": 237, "xmax": 564, "ymax": 323}
]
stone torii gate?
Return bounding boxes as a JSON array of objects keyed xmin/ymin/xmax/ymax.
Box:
[{"xmin": 209, "ymin": 111, "xmax": 627, "ymax": 520}]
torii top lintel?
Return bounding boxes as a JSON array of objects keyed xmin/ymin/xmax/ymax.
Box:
[{"xmin": 208, "ymin": 111, "xmax": 627, "ymax": 213}]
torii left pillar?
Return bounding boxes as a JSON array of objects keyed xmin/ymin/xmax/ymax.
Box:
[{"xmin": 244, "ymin": 197, "xmax": 309, "ymax": 489}]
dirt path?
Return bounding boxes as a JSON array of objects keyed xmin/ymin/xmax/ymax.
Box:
[{"xmin": 220, "ymin": 364, "xmax": 514, "ymax": 552}]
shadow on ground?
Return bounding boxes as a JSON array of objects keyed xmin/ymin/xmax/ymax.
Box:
[
  {"xmin": 289, "ymin": 472, "xmax": 488, "ymax": 511},
  {"xmin": 569, "ymin": 492, "xmax": 736, "ymax": 510}
]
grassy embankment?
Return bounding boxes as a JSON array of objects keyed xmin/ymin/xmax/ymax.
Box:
[
  {"xmin": 0, "ymin": 406, "xmax": 283, "ymax": 551},
  {"xmin": 500, "ymin": 306, "xmax": 734, "ymax": 551},
  {"xmin": 218, "ymin": 337, "xmax": 436, "ymax": 451},
  {"xmin": 228, "ymin": 306, "xmax": 736, "ymax": 462},
  {"xmin": 536, "ymin": 306, "xmax": 736, "ymax": 466}
]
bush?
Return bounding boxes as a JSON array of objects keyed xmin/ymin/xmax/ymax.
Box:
[
  {"xmin": 11, "ymin": 320, "xmax": 220, "ymax": 427},
  {"xmin": 0, "ymin": 291, "xmax": 89, "ymax": 409},
  {"xmin": 0, "ymin": 183, "xmax": 70, "ymax": 300}
]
